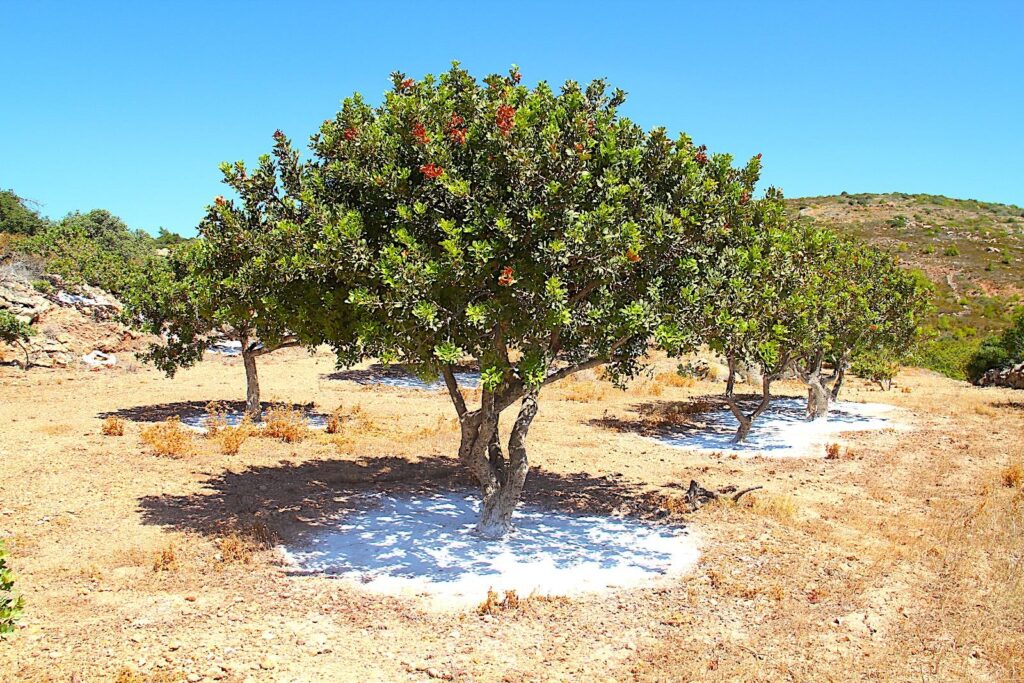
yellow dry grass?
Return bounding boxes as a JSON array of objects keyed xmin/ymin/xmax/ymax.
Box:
[
  {"xmin": 139, "ymin": 417, "xmax": 194, "ymax": 457},
  {"xmin": 101, "ymin": 416, "xmax": 125, "ymax": 436}
]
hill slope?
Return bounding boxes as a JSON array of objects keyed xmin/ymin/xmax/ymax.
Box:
[{"xmin": 786, "ymin": 192, "xmax": 1024, "ymax": 378}]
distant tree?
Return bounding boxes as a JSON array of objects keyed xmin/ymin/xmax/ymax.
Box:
[
  {"xmin": 794, "ymin": 234, "xmax": 928, "ymax": 417},
  {"xmin": 257, "ymin": 64, "xmax": 754, "ymax": 536},
  {"xmin": 0, "ymin": 309, "xmax": 34, "ymax": 370},
  {"xmin": 0, "ymin": 189, "xmax": 49, "ymax": 236},
  {"xmin": 153, "ymin": 227, "xmax": 188, "ymax": 248},
  {"xmin": 23, "ymin": 209, "xmax": 155, "ymax": 295},
  {"xmin": 123, "ymin": 158, "xmax": 305, "ymax": 418}
]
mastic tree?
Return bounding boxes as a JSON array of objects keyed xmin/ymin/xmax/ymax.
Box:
[
  {"xmin": 0, "ymin": 309, "xmax": 34, "ymax": 370},
  {"xmin": 0, "ymin": 189, "xmax": 49, "ymax": 236},
  {"xmin": 123, "ymin": 153, "xmax": 307, "ymax": 417},
  {"xmin": 664, "ymin": 189, "xmax": 811, "ymax": 442},
  {"xmin": 793, "ymin": 233, "xmax": 928, "ymax": 417},
  {"xmin": 259, "ymin": 64, "xmax": 756, "ymax": 536}
]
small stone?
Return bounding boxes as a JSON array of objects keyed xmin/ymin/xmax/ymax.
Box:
[
  {"xmin": 186, "ymin": 674, "xmax": 201, "ymax": 683},
  {"xmin": 259, "ymin": 655, "xmax": 279, "ymax": 670},
  {"xmin": 168, "ymin": 641, "xmax": 182, "ymax": 651}
]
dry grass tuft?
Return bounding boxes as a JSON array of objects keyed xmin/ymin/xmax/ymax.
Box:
[
  {"xmin": 151, "ymin": 542, "xmax": 179, "ymax": 572},
  {"xmin": 101, "ymin": 416, "xmax": 125, "ymax": 436},
  {"xmin": 747, "ymin": 493, "xmax": 798, "ymax": 522},
  {"xmin": 556, "ymin": 375, "xmax": 611, "ymax": 402},
  {"xmin": 261, "ymin": 405, "xmax": 309, "ymax": 443},
  {"xmin": 1001, "ymin": 462, "xmax": 1023, "ymax": 488},
  {"xmin": 478, "ymin": 588, "xmax": 522, "ymax": 615},
  {"xmin": 825, "ymin": 442, "xmax": 841, "ymax": 459},
  {"xmin": 215, "ymin": 418, "xmax": 254, "ymax": 455},
  {"xmin": 140, "ymin": 418, "xmax": 194, "ymax": 457},
  {"xmin": 655, "ymin": 371, "xmax": 697, "ymax": 389},
  {"xmin": 325, "ymin": 408, "xmax": 343, "ymax": 434},
  {"xmin": 640, "ymin": 399, "xmax": 715, "ymax": 429},
  {"xmin": 217, "ymin": 533, "xmax": 257, "ymax": 565}
]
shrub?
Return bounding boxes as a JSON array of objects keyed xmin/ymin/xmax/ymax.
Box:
[
  {"xmin": 966, "ymin": 311, "xmax": 1024, "ymax": 383},
  {"xmin": 30, "ymin": 279, "xmax": 52, "ymax": 294},
  {"xmin": 850, "ymin": 351, "xmax": 900, "ymax": 389},
  {"xmin": 478, "ymin": 588, "xmax": 521, "ymax": 615},
  {"xmin": 215, "ymin": 419, "xmax": 254, "ymax": 455},
  {"xmin": 262, "ymin": 405, "xmax": 308, "ymax": 442},
  {"xmin": 825, "ymin": 442, "xmax": 842, "ymax": 460},
  {"xmin": 0, "ymin": 540, "xmax": 24, "ymax": 636},
  {"xmin": 101, "ymin": 416, "xmax": 125, "ymax": 436},
  {"xmin": 943, "ymin": 245, "xmax": 960, "ymax": 257},
  {"xmin": 1002, "ymin": 463, "xmax": 1023, "ymax": 488},
  {"xmin": 140, "ymin": 418, "xmax": 194, "ymax": 457},
  {"xmin": 0, "ymin": 309, "xmax": 34, "ymax": 369}
]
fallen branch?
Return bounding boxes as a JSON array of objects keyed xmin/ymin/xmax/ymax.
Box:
[{"xmin": 685, "ymin": 480, "xmax": 763, "ymax": 511}]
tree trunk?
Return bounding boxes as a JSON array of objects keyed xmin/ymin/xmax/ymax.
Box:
[
  {"xmin": 801, "ymin": 351, "xmax": 830, "ymax": 420},
  {"xmin": 726, "ymin": 373, "xmax": 774, "ymax": 443},
  {"xmin": 240, "ymin": 339, "xmax": 260, "ymax": 419},
  {"xmin": 725, "ymin": 354, "xmax": 736, "ymax": 396},
  {"xmin": 454, "ymin": 388, "xmax": 539, "ymax": 539},
  {"xmin": 476, "ymin": 393, "xmax": 538, "ymax": 538},
  {"xmin": 16, "ymin": 340, "xmax": 29, "ymax": 372},
  {"xmin": 829, "ymin": 353, "xmax": 850, "ymax": 401}
]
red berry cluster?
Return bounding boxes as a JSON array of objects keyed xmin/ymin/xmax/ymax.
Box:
[
  {"xmin": 399, "ymin": 78, "xmax": 415, "ymax": 92},
  {"xmin": 511, "ymin": 71, "xmax": 521, "ymax": 85},
  {"xmin": 448, "ymin": 113, "xmax": 467, "ymax": 145},
  {"xmin": 420, "ymin": 163, "xmax": 444, "ymax": 179},
  {"xmin": 587, "ymin": 119, "xmax": 596, "ymax": 136},
  {"xmin": 755, "ymin": 153, "xmax": 762, "ymax": 160},
  {"xmin": 343, "ymin": 127, "xmax": 359, "ymax": 141},
  {"xmin": 214, "ymin": 196, "xmax": 227, "ymax": 207},
  {"xmin": 496, "ymin": 105, "xmax": 516, "ymax": 136},
  {"xmin": 626, "ymin": 248, "xmax": 641, "ymax": 263},
  {"xmin": 739, "ymin": 191, "xmax": 751, "ymax": 206},
  {"xmin": 694, "ymin": 145, "xmax": 708, "ymax": 166},
  {"xmin": 273, "ymin": 129, "xmax": 285, "ymax": 141},
  {"xmin": 411, "ymin": 122, "xmax": 430, "ymax": 145},
  {"xmin": 498, "ymin": 265, "xmax": 515, "ymax": 286}
]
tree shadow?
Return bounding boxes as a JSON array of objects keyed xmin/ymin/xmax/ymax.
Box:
[
  {"xmin": 99, "ymin": 400, "xmax": 318, "ymax": 424},
  {"xmin": 136, "ymin": 454, "xmax": 671, "ymax": 550},
  {"xmin": 590, "ymin": 394, "xmax": 744, "ymax": 437}
]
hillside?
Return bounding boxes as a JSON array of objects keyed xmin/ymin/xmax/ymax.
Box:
[{"xmin": 787, "ymin": 192, "xmax": 1024, "ymax": 378}]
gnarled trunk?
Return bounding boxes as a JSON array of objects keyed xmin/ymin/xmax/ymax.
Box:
[
  {"xmin": 453, "ymin": 381, "xmax": 539, "ymax": 539},
  {"xmin": 829, "ymin": 352, "xmax": 850, "ymax": 401},
  {"xmin": 726, "ymin": 372, "xmax": 774, "ymax": 443},
  {"xmin": 240, "ymin": 338, "xmax": 260, "ymax": 419},
  {"xmin": 802, "ymin": 351, "xmax": 830, "ymax": 420}
]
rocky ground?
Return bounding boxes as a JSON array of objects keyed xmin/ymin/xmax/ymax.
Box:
[
  {"xmin": 0, "ymin": 349, "xmax": 1021, "ymax": 682},
  {"xmin": 0, "ymin": 274, "xmax": 148, "ymax": 368}
]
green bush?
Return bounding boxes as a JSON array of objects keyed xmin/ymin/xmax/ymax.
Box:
[
  {"xmin": 850, "ymin": 351, "xmax": 900, "ymax": 389},
  {"xmin": 0, "ymin": 540, "xmax": 23, "ymax": 636},
  {"xmin": 30, "ymin": 279, "xmax": 52, "ymax": 294},
  {"xmin": 943, "ymin": 245, "xmax": 960, "ymax": 257},
  {"xmin": 908, "ymin": 336, "xmax": 980, "ymax": 381},
  {"xmin": 966, "ymin": 312, "xmax": 1024, "ymax": 382}
]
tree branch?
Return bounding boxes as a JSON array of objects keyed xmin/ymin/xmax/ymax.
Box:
[{"xmin": 442, "ymin": 364, "xmax": 468, "ymax": 418}]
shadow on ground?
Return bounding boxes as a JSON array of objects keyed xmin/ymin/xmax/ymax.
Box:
[
  {"xmin": 99, "ymin": 400, "xmax": 317, "ymax": 423},
  {"xmin": 137, "ymin": 454, "xmax": 667, "ymax": 548}
]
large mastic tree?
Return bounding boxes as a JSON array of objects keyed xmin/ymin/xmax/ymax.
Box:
[{"xmin": 263, "ymin": 64, "xmax": 758, "ymax": 537}]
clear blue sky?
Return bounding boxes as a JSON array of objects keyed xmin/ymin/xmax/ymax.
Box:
[{"xmin": 2, "ymin": 1, "xmax": 1022, "ymax": 236}]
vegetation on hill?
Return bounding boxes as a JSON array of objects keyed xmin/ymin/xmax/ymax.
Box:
[
  {"xmin": 787, "ymin": 192, "xmax": 1024, "ymax": 379},
  {"xmin": 0, "ymin": 189, "xmax": 187, "ymax": 297}
]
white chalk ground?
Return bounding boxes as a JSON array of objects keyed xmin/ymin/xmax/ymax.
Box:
[
  {"xmin": 280, "ymin": 491, "xmax": 699, "ymax": 607},
  {"xmin": 344, "ymin": 369, "xmax": 481, "ymax": 390},
  {"xmin": 654, "ymin": 397, "xmax": 903, "ymax": 458},
  {"xmin": 180, "ymin": 410, "xmax": 328, "ymax": 433}
]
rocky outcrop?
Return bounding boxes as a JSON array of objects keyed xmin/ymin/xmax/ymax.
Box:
[
  {"xmin": 1, "ymin": 275, "xmax": 145, "ymax": 369},
  {"xmin": 978, "ymin": 362, "xmax": 1024, "ymax": 390}
]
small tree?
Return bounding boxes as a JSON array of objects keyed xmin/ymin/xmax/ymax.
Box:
[
  {"xmin": 264, "ymin": 65, "xmax": 750, "ymax": 536},
  {"xmin": 124, "ymin": 155, "xmax": 306, "ymax": 417},
  {"xmin": 793, "ymin": 234, "xmax": 928, "ymax": 417},
  {"xmin": 0, "ymin": 309, "xmax": 34, "ymax": 370},
  {"xmin": 663, "ymin": 188, "xmax": 807, "ymax": 442}
]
